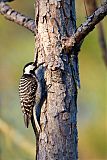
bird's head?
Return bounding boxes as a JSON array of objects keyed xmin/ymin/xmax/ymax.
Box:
[
  {"xmin": 23, "ymin": 62, "xmax": 44, "ymax": 75},
  {"xmin": 23, "ymin": 62, "xmax": 35, "ymax": 75}
]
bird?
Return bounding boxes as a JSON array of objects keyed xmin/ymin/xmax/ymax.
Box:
[{"xmin": 19, "ymin": 61, "xmax": 44, "ymax": 133}]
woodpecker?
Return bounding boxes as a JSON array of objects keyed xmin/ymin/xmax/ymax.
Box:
[{"xmin": 19, "ymin": 61, "xmax": 44, "ymax": 133}]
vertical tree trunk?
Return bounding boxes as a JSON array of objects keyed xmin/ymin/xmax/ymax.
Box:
[{"xmin": 35, "ymin": 0, "xmax": 78, "ymax": 159}]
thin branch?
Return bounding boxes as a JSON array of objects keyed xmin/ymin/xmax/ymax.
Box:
[
  {"xmin": 62, "ymin": 2, "xmax": 107, "ymax": 50},
  {"xmin": 0, "ymin": 2, "xmax": 35, "ymax": 34},
  {"xmin": 75, "ymin": 2, "xmax": 107, "ymax": 42}
]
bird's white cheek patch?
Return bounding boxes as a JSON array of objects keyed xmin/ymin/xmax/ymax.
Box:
[{"xmin": 24, "ymin": 65, "xmax": 35, "ymax": 74}]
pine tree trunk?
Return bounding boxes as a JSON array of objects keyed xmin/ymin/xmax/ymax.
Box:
[{"xmin": 35, "ymin": 0, "xmax": 78, "ymax": 159}]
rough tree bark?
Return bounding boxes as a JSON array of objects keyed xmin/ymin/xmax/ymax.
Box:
[
  {"xmin": 35, "ymin": 0, "xmax": 78, "ymax": 159},
  {"xmin": 0, "ymin": 0, "xmax": 107, "ymax": 160}
]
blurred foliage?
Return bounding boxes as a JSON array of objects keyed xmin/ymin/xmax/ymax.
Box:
[{"xmin": 0, "ymin": 0, "xmax": 107, "ymax": 160}]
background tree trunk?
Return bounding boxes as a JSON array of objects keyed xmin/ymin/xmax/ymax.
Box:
[
  {"xmin": 35, "ymin": 0, "xmax": 78, "ymax": 159},
  {"xmin": 84, "ymin": 0, "xmax": 107, "ymax": 66}
]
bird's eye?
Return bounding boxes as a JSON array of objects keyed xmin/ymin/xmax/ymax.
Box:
[{"xmin": 30, "ymin": 70, "xmax": 35, "ymax": 74}]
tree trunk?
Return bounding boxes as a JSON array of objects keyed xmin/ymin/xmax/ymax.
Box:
[{"xmin": 35, "ymin": 0, "xmax": 78, "ymax": 159}]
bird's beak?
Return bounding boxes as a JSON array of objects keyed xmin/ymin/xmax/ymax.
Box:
[
  {"xmin": 33, "ymin": 61, "xmax": 45, "ymax": 68},
  {"xmin": 38, "ymin": 62, "xmax": 45, "ymax": 67}
]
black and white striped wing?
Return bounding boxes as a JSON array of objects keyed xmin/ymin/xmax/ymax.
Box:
[{"xmin": 19, "ymin": 75, "xmax": 37, "ymax": 128}]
